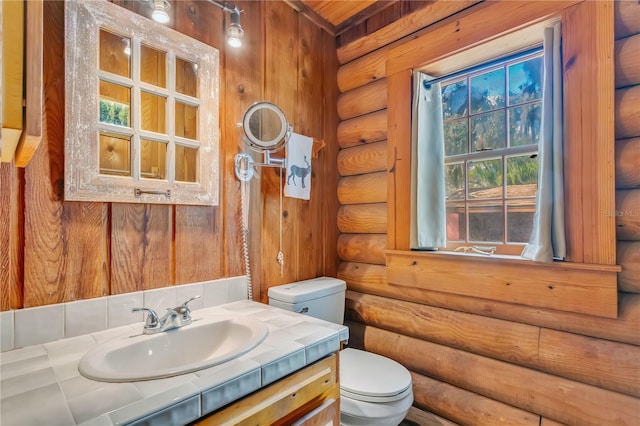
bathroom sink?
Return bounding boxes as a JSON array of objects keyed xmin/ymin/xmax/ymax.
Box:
[{"xmin": 78, "ymin": 315, "xmax": 269, "ymax": 382}]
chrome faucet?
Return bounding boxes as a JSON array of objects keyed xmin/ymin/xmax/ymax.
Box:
[
  {"xmin": 131, "ymin": 307, "xmax": 160, "ymax": 333},
  {"xmin": 132, "ymin": 295, "xmax": 201, "ymax": 334}
]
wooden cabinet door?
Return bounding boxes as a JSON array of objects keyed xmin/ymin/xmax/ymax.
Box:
[
  {"xmin": 196, "ymin": 353, "xmax": 339, "ymax": 426},
  {"xmin": 291, "ymin": 398, "xmax": 339, "ymax": 426}
]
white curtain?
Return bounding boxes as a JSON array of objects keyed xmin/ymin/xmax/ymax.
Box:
[
  {"xmin": 522, "ymin": 22, "xmax": 566, "ymax": 262},
  {"xmin": 410, "ymin": 72, "xmax": 446, "ymax": 249}
]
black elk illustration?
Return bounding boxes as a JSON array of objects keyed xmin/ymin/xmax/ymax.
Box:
[{"xmin": 287, "ymin": 156, "xmax": 311, "ymax": 188}]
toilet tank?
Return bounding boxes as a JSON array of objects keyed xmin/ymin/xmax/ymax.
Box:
[{"xmin": 268, "ymin": 277, "xmax": 346, "ymax": 324}]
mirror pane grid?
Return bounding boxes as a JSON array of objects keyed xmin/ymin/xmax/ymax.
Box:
[
  {"xmin": 140, "ymin": 44, "xmax": 167, "ymax": 88},
  {"xmin": 99, "ymin": 29, "xmax": 131, "ymax": 78},
  {"xmin": 175, "ymin": 145, "xmax": 198, "ymax": 183},
  {"xmin": 140, "ymin": 91, "xmax": 167, "ymax": 134},
  {"xmin": 140, "ymin": 139, "xmax": 167, "ymax": 180},
  {"xmin": 176, "ymin": 58, "xmax": 198, "ymax": 97},
  {"xmin": 99, "ymin": 81, "xmax": 131, "ymax": 127},
  {"xmin": 175, "ymin": 102, "xmax": 198, "ymax": 140},
  {"xmin": 99, "ymin": 132, "xmax": 131, "ymax": 176}
]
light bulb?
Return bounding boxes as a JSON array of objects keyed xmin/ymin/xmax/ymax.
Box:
[
  {"xmin": 151, "ymin": 0, "xmax": 170, "ymax": 24},
  {"xmin": 228, "ymin": 35, "xmax": 242, "ymax": 48},
  {"xmin": 227, "ymin": 10, "xmax": 244, "ymax": 48}
]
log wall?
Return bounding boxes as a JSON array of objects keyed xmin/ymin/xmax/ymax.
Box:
[
  {"xmin": 337, "ymin": 1, "xmax": 640, "ymax": 424},
  {"xmin": 0, "ymin": 0, "xmax": 339, "ymax": 310}
]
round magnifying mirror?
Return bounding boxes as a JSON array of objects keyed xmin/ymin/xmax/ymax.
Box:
[{"xmin": 242, "ymin": 102, "xmax": 289, "ymax": 152}]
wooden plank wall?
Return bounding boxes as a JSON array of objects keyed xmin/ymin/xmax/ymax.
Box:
[
  {"xmin": 337, "ymin": 0, "xmax": 640, "ymax": 424},
  {"xmin": 0, "ymin": 0, "xmax": 339, "ymax": 310}
]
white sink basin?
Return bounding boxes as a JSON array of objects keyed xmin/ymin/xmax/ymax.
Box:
[{"xmin": 79, "ymin": 315, "xmax": 269, "ymax": 382}]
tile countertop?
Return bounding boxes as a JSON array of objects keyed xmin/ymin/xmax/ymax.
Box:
[{"xmin": 0, "ymin": 300, "xmax": 349, "ymax": 426}]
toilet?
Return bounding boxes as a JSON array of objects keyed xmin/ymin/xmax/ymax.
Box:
[{"xmin": 268, "ymin": 277, "xmax": 413, "ymax": 426}]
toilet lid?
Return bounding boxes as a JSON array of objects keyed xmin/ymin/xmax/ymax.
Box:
[{"xmin": 340, "ymin": 348, "xmax": 412, "ymax": 402}]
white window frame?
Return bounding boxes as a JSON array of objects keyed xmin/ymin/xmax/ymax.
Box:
[
  {"xmin": 440, "ymin": 50, "xmax": 543, "ymax": 255},
  {"xmin": 64, "ymin": 0, "xmax": 220, "ymax": 205}
]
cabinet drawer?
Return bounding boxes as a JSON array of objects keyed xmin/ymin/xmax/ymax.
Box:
[{"xmin": 196, "ymin": 353, "xmax": 339, "ymax": 426}]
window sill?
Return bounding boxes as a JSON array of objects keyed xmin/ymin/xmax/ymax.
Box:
[{"xmin": 385, "ymin": 250, "xmax": 620, "ymax": 318}]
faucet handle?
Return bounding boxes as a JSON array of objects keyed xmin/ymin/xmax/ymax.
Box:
[
  {"xmin": 181, "ymin": 295, "xmax": 201, "ymax": 307},
  {"xmin": 132, "ymin": 307, "xmax": 159, "ymax": 329},
  {"xmin": 175, "ymin": 295, "xmax": 201, "ymax": 320}
]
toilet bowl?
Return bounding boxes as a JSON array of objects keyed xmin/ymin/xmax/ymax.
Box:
[
  {"xmin": 339, "ymin": 348, "xmax": 413, "ymax": 426},
  {"xmin": 268, "ymin": 277, "xmax": 413, "ymax": 426}
]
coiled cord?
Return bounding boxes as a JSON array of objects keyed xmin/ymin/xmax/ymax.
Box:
[
  {"xmin": 240, "ymin": 177, "xmax": 252, "ymax": 300},
  {"xmin": 235, "ymin": 153, "xmax": 254, "ymax": 301}
]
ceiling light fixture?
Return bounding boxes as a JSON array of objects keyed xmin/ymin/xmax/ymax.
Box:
[
  {"xmin": 226, "ymin": 9, "xmax": 244, "ymax": 48},
  {"xmin": 140, "ymin": 0, "xmax": 244, "ymax": 48},
  {"xmin": 147, "ymin": 0, "xmax": 170, "ymax": 24},
  {"xmin": 206, "ymin": 1, "xmax": 244, "ymax": 49}
]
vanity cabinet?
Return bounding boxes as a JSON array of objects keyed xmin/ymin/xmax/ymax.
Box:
[{"xmin": 194, "ymin": 352, "xmax": 340, "ymax": 426}]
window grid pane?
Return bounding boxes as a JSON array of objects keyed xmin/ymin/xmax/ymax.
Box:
[{"xmin": 441, "ymin": 51, "xmax": 542, "ymax": 248}]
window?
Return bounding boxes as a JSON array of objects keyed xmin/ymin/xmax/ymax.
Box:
[
  {"xmin": 65, "ymin": 0, "xmax": 220, "ymax": 205},
  {"xmin": 440, "ymin": 51, "xmax": 543, "ymax": 255},
  {"xmin": 385, "ymin": 1, "xmax": 618, "ymax": 318}
]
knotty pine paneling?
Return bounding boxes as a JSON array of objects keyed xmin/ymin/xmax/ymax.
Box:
[
  {"xmin": 262, "ymin": 1, "xmax": 299, "ymax": 292},
  {"xmin": 173, "ymin": 0, "xmax": 225, "ymax": 284},
  {"xmin": 110, "ymin": 204, "xmax": 173, "ymax": 293},
  {"xmin": 23, "ymin": 1, "xmax": 110, "ymax": 308},
  {"xmin": 296, "ymin": 12, "xmax": 330, "ymax": 283},
  {"xmin": 321, "ymin": 25, "xmax": 341, "ymax": 281},
  {"xmin": 0, "ymin": 163, "xmax": 23, "ymax": 310},
  {"xmin": 2, "ymin": 0, "xmax": 338, "ymax": 309},
  {"xmin": 219, "ymin": 1, "xmax": 264, "ymax": 282}
]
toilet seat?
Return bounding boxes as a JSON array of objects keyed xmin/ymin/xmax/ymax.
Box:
[{"xmin": 340, "ymin": 348, "xmax": 412, "ymax": 403}]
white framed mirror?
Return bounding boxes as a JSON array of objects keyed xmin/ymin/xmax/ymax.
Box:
[{"xmin": 64, "ymin": 0, "xmax": 220, "ymax": 205}]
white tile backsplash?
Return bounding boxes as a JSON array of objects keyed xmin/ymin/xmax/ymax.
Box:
[
  {"xmin": 107, "ymin": 292, "xmax": 143, "ymax": 328},
  {"xmin": 0, "ymin": 310, "xmax": 14, "ymax": 352},
  {"xmin": 65, "ymin": 298, "xmax": 108, "ymax": 338},
  {"xmin": 15, "ymin": 304, "xmax": 65, "ymax": 348},
  {"xmin": 143, "ymin": 287, "xmax": 177, "ymax": 314},
  {"xmin": 176, "ymin": 283, "xmax": 204, "ymax": 311},
  {"xmin": 228, "ymin": 276, "xmax": 249, "ymax": 302},
  {"xmin": 202, "ymin": 278, "xmax": 230, "ymax": 308},
  {"xmin": 2, "ymin": 276, "xmax": 248, "ymax": 352}
]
